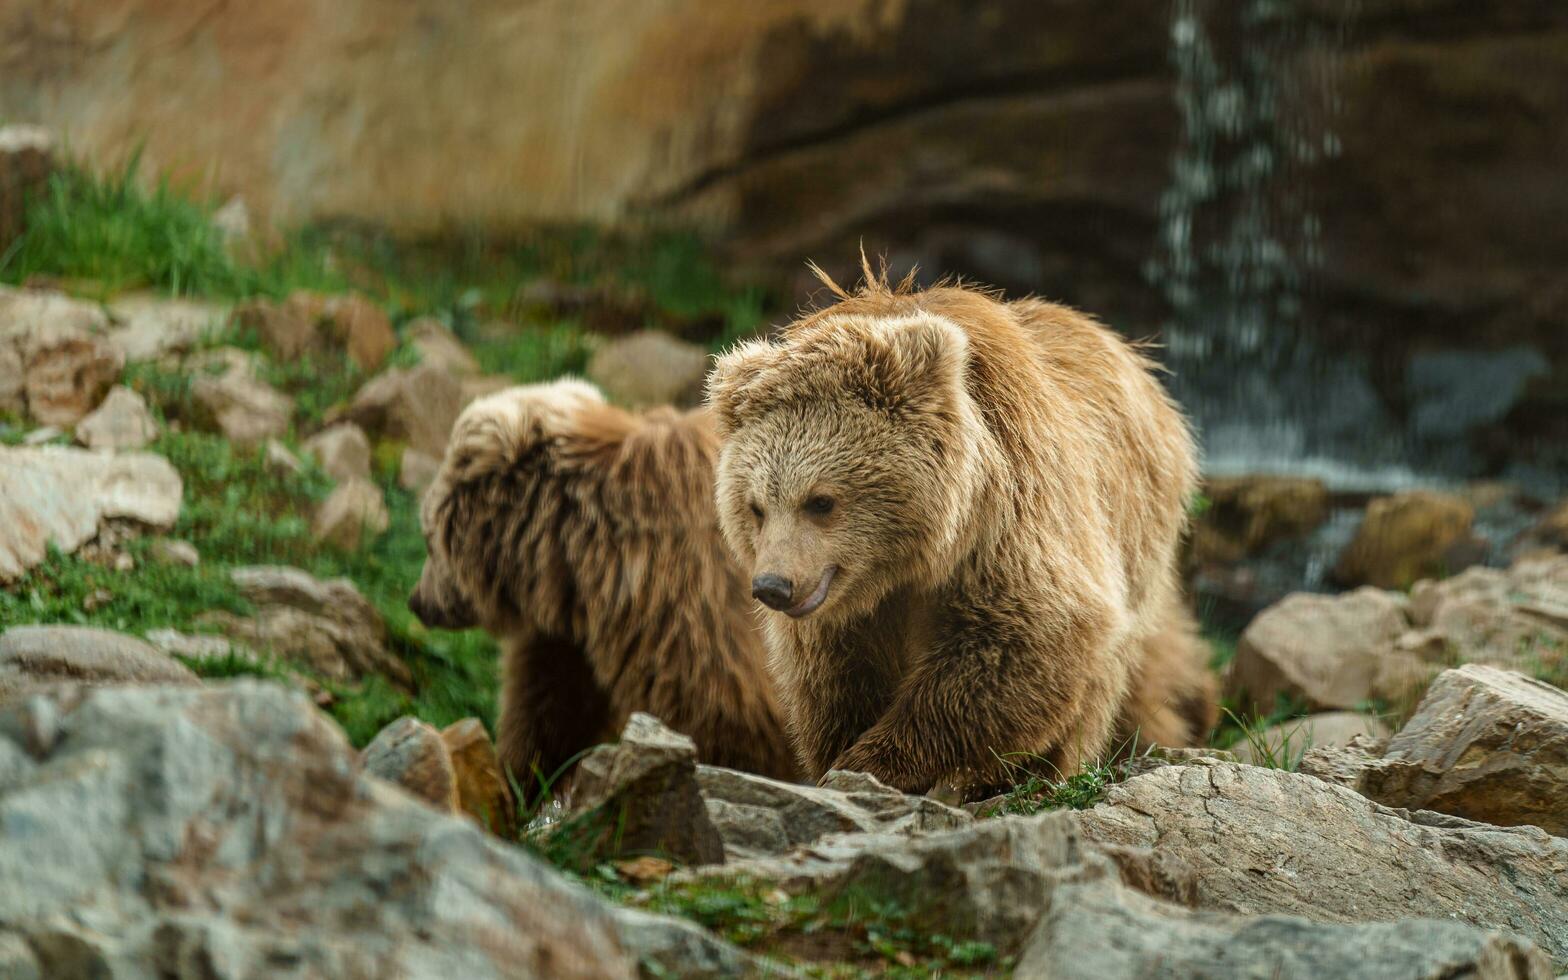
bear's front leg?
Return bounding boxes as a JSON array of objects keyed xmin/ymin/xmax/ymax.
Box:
[{"xmin": 829, "ymin": 601, "xmax": 1126, "ymax": 797}]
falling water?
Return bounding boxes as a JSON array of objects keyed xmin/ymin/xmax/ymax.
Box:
[{"xmin": 1148, "ymin": 0, "xmax": 1430, "ymax": 489}]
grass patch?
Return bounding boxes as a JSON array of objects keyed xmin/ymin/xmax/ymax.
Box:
[{"xmin": 979, "ymin": 759, "xmax": 1118, "ymax": 818}]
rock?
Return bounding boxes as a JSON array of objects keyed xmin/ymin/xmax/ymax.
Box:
[
  {"xmin": 0, "ymin": 124, "xmax": 53, "ymax": 256},
  {"xmin": 1018, "ymin": 870, "xmax": 1556, "ymax": 980},
  {"xmin": 321, "ymin": 293, "xmax": 396, "ymax": 371},
  {"xmin": 1353, "ymin": 666, "xmax": 1568, "ymax": 838},
  {"xmin": 586, "ymin": 330, "xmax": 709, "ymax": 409},
  {"xmin": 0, "ymin": 446, "xmax": 182, "ymax": 582},
  {"xmin": 1190, "ymin": 475, "xmax": 1330, "ymax": 565},
  {"xmin": 1400, "ymin": 562, "xmax": 1568, "ymax": 679},
  {"xmin": 1230, "ymin": 711, "xmax": 1391, "ymax": 768},
  {"xmin": 561, "ymin": 713, "xmax": 723, "ymax": 866},
  {"xmin": 361, "ymin": 715, "xmax": 459, "ymax": 813},
  {"xmin": 104, "ymin": 294, "xmax": 228, "ymax": 361},
  {"xmin": 235, "ymin": 297, "xmax": 319, "ymax": 361},
  {"xmin": 1074, "ymin": 763, "xmax": 1568, "ymax": 965},
  {"xmin": 264, "ymin": 438, "xmax": 304, "ymax": 475},
  {"xmin": 697, "ymin": 765, "xmax": 970, "ymax": 860},
  {"xmin": 407, "ymin": 317, "xmax": 480, "ymax": 376},
  {"xmin": 312, "ymin": 476, "xmax": 390, "ymax": 550},
  {"xmin": 1528, "ymin": 499, "xmax": 1568, "ymax": 553},
  {"xmin": 211, "ymin": 194, "xmax": 251, "ymax": 244},
  {"xmin": 148, "ymin": 538, "xmax": 199, "ymax": 567},
  {"xmin": 19, "ymin": 425, "xmax": 62, "ymax": 445},
  {"xmin": 0, "ymin": 681, "xmax": 761, "ymax": 978},
  {"xmin": 398, "ymin": 447, "xmax": 441, "ymax": 494},
  {"xmin": 339, "ymin": 362, "xmax": 463, "ymax": 457},
  {"xmin": 460, "ymin": 373, "xmax": 515, "ymax": 406},
  {"xmin": 189, "ymin": 351, "xmax": 293, "ymax": 447},
  {"xmin": 0, "ymin": 625, "xmax": 198, "ymax": 707},
  {"xmin": 1298, "ymin": 733, "xmax": 1390, "ymax": 790},
  {"xmin": 199, "ymin": 566, "xmax": 412, "ymax": 687},
  {"xmin": 0, "ymin": 287, "xmax": 122, "ymax": 425},
  {"xmin": 1228, "ymin": 587, "xmax": 1428, "ymax": 715},
  {"xmin": 142, "ymin": 628, "xmax": 253, "ymax": 663},
  {"xmin": 73, "ymin": 385, "xmax": 158, "ymax": 451},
  {"xmin": 442, "ymin": 718, "xmax": 518, "ymax": 837},
  {"xmin": 1334, "ymin": 491, "xmax": 1479, "ymax": 589},
  {"xmin": 302, "ymin": 422, "xmax": 372, "ymax": 482}
]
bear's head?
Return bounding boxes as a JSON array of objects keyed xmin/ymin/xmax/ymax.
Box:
[
  {"xmin": 408, "ymin": 379, "xmax": 605, "ymax": 632},
  {"xmin": 708, "ymin": 311, "xmax": 982, "ymax": 624}
]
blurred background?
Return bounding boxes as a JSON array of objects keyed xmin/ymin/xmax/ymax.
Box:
[{"xmin": 3, "ymin": 0, "xmax": 1566, "ymax": 731}]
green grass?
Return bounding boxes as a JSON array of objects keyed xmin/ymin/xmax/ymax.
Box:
[{"xmin": 979, "ymin": 761, "xmax": 1119, "ymax": 818}]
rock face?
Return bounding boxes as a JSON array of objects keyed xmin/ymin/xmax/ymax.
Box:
[
  {"xmin": 0, "ymin": 626, "xmax": 198, "ymax": 707},
  {"xmin": 312, "ymin": 476, "xmax": 390, "ymax": 550},
  {"xmin": 74, "ymin": 385, "xmax": 158, "ymax": 451},
  {"xmin": 1334, "ymin": 491, "xmax": 1479, "ymax": 589},
  {"xmin": 302, "ymin": 422, "xmax": 372, "ymax": 482},
  {"xmin": 1227, "ymin": 587, "xmax": 1424, "ymax": 715},
  {"xmin": 586, "ymin": 330, "xmax": 709, "ymax": 409},
  {"xmin": 698, "ymin": 766, "xmax": 970, "ymax": 860},
  {"xmin": 199, "ymin": 566, "xmax": 412, "ymax": 688},
  {"xmin": 563, "ymin": 713, "xmax": 724, "ymax": 866},
  {"xmin": 339, "ymin": 363, "xmax": 463, "ymax": 457},
  {"xmin": 1074, "ymin": 763, "xmax": 1568, "ymax": 965},
  {"xmin": 361, "ymin": 715, "xmax": 459, "ymax": 813},
  {"xmin": 0, "ymin": 446, "xmax": 182, "ymax": 582},
  {"xmin": 1019, "ymin": 873, "xmax": 1555, "ymax": 980},
  {"xmin": 1342, "ymin": 666, "xmax": 1568, "ymax": 838},
  {"xmin": 0, "ymin": 682, "xmax": 761, "ymax": 979}
]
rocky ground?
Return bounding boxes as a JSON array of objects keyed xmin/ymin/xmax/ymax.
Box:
[{"xmin": 3, "ymin": 137, "xmax": 1568, "ymax": 978}]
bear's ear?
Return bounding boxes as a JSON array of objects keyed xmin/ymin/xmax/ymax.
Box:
[
  {"xmin": 707, "ymin": 340, "xmax": 780, "ymax": 436},
  {"xmin": 859, "ymin": 314, "xmax": 969, "ymax": 417}
]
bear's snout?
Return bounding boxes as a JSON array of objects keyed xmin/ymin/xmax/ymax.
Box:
[{"xmin": 751, "ymin": 574, "xmax": 795, "ymax": 611}]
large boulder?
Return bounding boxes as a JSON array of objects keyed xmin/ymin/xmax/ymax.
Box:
[
  {"xmin": 0, "ymin": 446, "xmax": 182, "ymax": 582},
  {"xmin": 1334, "ymin": 491, "xmax": 1479, "ymax": 590},
  {"xmin": 1018, "ymin": 871, "xmax": 1555, "ymax": 980},
  {"xmin": 198, "ymin": 566, "xmax": 411, "ymax": 688},
  {"xmin": 74, "ymin": 385, "xmax": 158, "ymax": 451},
  {"xmin": 559, "ymin": 713, "xmax": 724, "ymax": 866},
  {"xmin": 0, "ymin": 626, "xmax": 198, "ymax": 707},
  {"xmin": 0, "ymin": 682, "xmax": 765, "ymax": 978},
  {"xmin": 1227, "ymin": 587, "xmax": 1428, "ymax": 715},
  {"xmin": 1073, "ymin": 763, "xmax": 1568, "ymax": 966},
  {"xmin": 1332, "ymin": 666, "xmax": 1568, "ymax": 838}
]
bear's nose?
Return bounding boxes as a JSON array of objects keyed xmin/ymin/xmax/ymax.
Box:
[{"xmin": 751, "ymin": 574, "xmax": 794, "ymax": 611}]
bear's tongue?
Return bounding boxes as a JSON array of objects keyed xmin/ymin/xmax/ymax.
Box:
[{"xmin": 786, "ymin": 566, "xmax": 837, "ymax": 618}]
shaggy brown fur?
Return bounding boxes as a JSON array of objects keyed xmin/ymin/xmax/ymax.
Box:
[
  {"xmin": 409, "ymin": 380, "xmax": 799, "ymax": 791},
  {"xmin": 709, "ymin": 267, "xmax": 1216, "ymax": 798}
]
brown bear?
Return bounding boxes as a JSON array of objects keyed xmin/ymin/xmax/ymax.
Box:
[
  {"xmin": 408, "ymin": 380, "xmax": 800, "ymax": 794},
  {"xmin": 708, "ymin": 267, "xmax": 1217, "ymax": 798}
]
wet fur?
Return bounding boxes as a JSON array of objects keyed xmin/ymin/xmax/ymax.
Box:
[
  {"xmin": 709, "ymin": 268, "xmax": 1216, "ymax": 797},
  {"xmin": 411, "ymin": 381, "xmax": 799, "ymax": 790}
]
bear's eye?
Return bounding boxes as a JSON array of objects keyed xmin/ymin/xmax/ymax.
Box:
[
  {"xmin": 749, "ymin": 502, "xmax": 764, "ymax": 521},
  {"xmin": 803, "ymin": 495, "xmax": 836, "ymax": 517}
]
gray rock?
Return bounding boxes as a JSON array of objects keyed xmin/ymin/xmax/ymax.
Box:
[
  {"xmin": 1351, "ymin": 666, "xmax": 1568, "ymax": 838},
  {"xmin": 564, "ymin": 713, "xmax": 724, "ymax": 866},
  {"xmin": 302, "ymin": 422, "xmax": 372, "ymax": 482},
  {"xmin": 361, "ymin": 715, "xmax": 458, "ymax": 812},
  {"xmin": 190, "ymin": 353, "xmax": 293, "ymax": 448},
  {"xmin": 1018, "ymin": 870, "xmax": 1554, "ymax": 980},
  {"xmin": 198, "ymin": 566, "xmax": 412, "ymax": 688},
  {"xmin": 1074, "ymin": 763, "xmax": 1568, "ymax": 966},
  {"xmin": 74, "ymin": 385, "xmax": 158, "ymax": 451},
  {"xmin": 398, "ymin": 446, "xmax": 441, "ymax": 494},
  {"xmin": 312, "ymin": 475, "xmax": 390, "ymax": 550},
  {"xmin": 407, "ymin": 317, "xmax": 480, "ymax": 376},
  {"xmin": 587, "ymin": 330, "xmax": 709, "ymax": 409},
  {"xmin": 0, "ymin": 286, "xmax": 121, "ymax": 425},
  {"xmin": 0, "ymin": 446, "xmax": 182, "ymax": 582},
  {"xmin": 0, "ymin": 626, "xmax": 198, "ymax": 707},
  {"xmin": 0, "ymin": 681, "xmax": 760, "ymax": 978},
  {"xmin": 697, "ymin": 765, "xmax": 970, "ymax": 860},
  {"xmin": 338, "ymin": 362, "xmax": 462, "ymax": 457},
  {"xmin": 104, "ymin": 294, "xmax": 229, "ymax": 362}
]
